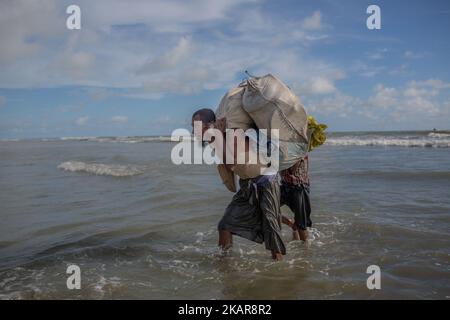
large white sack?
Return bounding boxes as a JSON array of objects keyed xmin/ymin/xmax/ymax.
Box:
[
  {"xmin": 241, "ymin": 74, "xmax": 310, "ymax": 170},
  {"xmin": 215, "ymin": 86, "xmax": 255, "ymax": 130}
]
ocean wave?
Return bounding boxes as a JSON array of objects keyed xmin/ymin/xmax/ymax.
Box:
[
  {"xmin": 59, "ymin": 136, "xmax": 97, "ymax": 141},
  {"xmin": 0, "ymin": 138, "xmax": 20, "ymax": 142},
  {"xmin": 428, "ymin": 132, "xmax": 450, "ymax": 138},
  {"xmin": 56, "ymin": 136, "xmax": 172, "ymax": 143},
  {"xmin": 326, "ymin": 137, "xmax": 450, "ymax": 148},
  {"xmin": 4, "ymin": 132, "xmax": 448, "ymax": 147},
  {"xmin": 57, "ymin": 161, "xmax": 144, "ymax": 177}
]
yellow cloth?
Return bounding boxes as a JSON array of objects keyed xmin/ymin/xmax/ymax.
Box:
[{"xmin": 307, "ymin": 115, "xmax": 328, "ymax": 151}]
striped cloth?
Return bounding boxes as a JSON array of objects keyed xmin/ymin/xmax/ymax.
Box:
[{"xmin": 280, "ymin": 155, "xmax": 309, "ymax": 186}]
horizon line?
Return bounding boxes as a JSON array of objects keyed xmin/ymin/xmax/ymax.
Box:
[{"xmin": 2, "ymin": 128, "xmax": 450, "ymax": 141}]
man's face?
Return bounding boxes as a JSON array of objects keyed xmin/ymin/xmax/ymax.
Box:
[{"xmin": 191, "ymin": 114, "xmax": 210, "ymax": 141}]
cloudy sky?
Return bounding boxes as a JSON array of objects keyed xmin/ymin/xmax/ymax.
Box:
[{"xmin": 0, "ymin": 0, "xmax": 450, "ymax": 138}]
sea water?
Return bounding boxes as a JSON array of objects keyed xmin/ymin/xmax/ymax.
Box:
[{"xmin": 0, "ymin": 131, "xmax": 449, "ymax": 299}]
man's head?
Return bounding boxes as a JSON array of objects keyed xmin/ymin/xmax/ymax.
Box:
[{"xmin": 191, "ymin": 108, "xmax": 216, "ymax": 139}]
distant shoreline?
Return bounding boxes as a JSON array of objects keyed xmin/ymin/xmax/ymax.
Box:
[{"xmin": 2, "ymin": 129, "xmax": 450, "ymax": 141}]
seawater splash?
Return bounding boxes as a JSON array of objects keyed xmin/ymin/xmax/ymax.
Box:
[{"xmin": 57, "ymin": 161, "xmax": 144, "ymax": 177}]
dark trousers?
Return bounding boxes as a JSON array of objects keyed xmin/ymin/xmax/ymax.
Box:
[{"xmin": 280, "ymin": 183, "xmax": 312, "ymax": 230}]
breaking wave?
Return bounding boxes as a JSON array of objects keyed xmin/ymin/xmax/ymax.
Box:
[
  {"xmin": 57, "ymin": 161, "xmax": 145, "ymax": 177},
  {"xmin": 4, "ymin": 131, "xmax": 450, "ymax": 148},
  {"xmin": 0, "ymin": 138, "xmax": 20, "ymax": 142},
  {"xmin": 326, "ymin": 134, "xmax": 450, "ymax": 148},
  {"xmin": 428, "ymin": 132, "xmax": 450, "ymax": 138},
  {"xmin": 57, "ymin": 136, "xmax": 172, "ymax": 143}
]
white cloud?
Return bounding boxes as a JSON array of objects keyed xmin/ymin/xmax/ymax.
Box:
[
  {"xmin": 352, "ymin": 61, "xmax": 385, "ymax": 78},
  {"xmin": 249, "ymin": 51, "xmax": 345, "ymax": 99},
  {"xmin": 51, "ymin": 50, "xmax": 96, "ymax": 80},
  {"xmin": 403, "ymin": 86, "xmax": 437, "ymax": 98},
  {"xmin": 401, "ymin": 96, "xmax": 439, "ymax": 115},
  {"xmin": 409, "ymin": 79, "xmax": 450, "ymax": 90},
  {"xmin": 0, "ymin": 0, "xmax": 63, "ymax": 64},
  {"xmin": 0, "ymin": 0, "xmax": 249, "ymax": 88},
  {"xmin": 111, "ymin": 116, "xmax": 128, "ymax": 124},
  {"xmin": 138, "ymin": 37, "xmax": 193, "ymax": 74},
  {"xmin": 308, "ymin": 77, "xmax": 336, "ymax": 95},
  {"xmin": 366, "ymin": 80, "xmax": 450, "ymax": 120},
  {"xmin": 302, "ymin": 11, "xmax": 322, "ymax": 30},
  {"xmin": 305, "ymin": 78, "xmax": 450, "ymax": 125},
  {"xmin": 0, "ymin": 0, "xmax": 333, "ymax": 95},
  {"xmin": 75, "ymin": 116, "xmax": 89, "ymax": 126},
  {"xmin": 83, "ymin": 0, "xmax": 259, "ymax": 33},
  {"xmin": 308, "ymin": 92, "xmax": 361, "ymax": 117},
  {"xmin": 366, "ymin": 48, "xmax": 388, "ymax": 60},
  {"xmin": 367, "ymin": 53, "xmax": 382, "ymax": 60},
  {"xmin": 296, "ymin": 77, "xmax": 337, "ymax": 95},
  {"xmin": 87, "ymin": 88, "xmax": 117, "ymax": 101},
  {"xmin": 368, "ymin": 84, "xmax": 398, "ymax": 109},
  {"xmin": 404, "ymin": 51, "xmax": 426, "ymax": 59},
  {"xmin": 388, "ymin": 64, "xmax": 409, "ymax": 76}
]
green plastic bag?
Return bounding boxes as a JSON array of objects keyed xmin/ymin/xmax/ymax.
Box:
[{"xmin": 308, "ymin": 115, "xmax": 328, "ymax": 151}]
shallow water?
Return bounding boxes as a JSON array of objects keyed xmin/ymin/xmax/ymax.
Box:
[{"xmin": 0, "ymin": 131, "xmax": 449, "ymax": 299}]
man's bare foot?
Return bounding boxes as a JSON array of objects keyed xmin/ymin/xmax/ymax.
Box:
[
  {"xmin": 271, "ymin": 251, "xmax": 283, "ymax": 261},
  {"xmin": 219, "ymin": 243, "xmax": 232, "ymax": 252},
  {"xmin": 284, "ymin": 218, "xmax": 301, "ymax": 240},
  {"xmin": 292, "ymin": 229, "xmax": 301, "ymax": 241},
  {"xmin": 298, "ymin": 228, "xmax": 308, "ymax": 241},
  {"xmin": 218, "ymin": 230, "xmax": 233, "ymax": 251}
]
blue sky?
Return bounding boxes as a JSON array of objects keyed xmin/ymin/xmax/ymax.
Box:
[{"xmin": 1, "ymin": 0, "xmax": 450, "ymax": 138}]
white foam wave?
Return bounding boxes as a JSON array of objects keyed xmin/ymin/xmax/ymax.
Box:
[
  {"xmin": 57, "ymin": 161, "xmax": 144, "ymax": 177},
  {"xmin": 56, "ymin": 136, "xmax": 172, "ymax": 143},
  {"xmin": 326, "ymin": 137, "xmax": 450, "ymax": 148},
  {"xmin": 59, "ymin": 136, "xmax": 97, "ymax": 141},
  {"xmin": 0, "ymin": 138, "xmax": 20, "ymax": 142},
  {"xmin": 428, "ymin": 132, "xmax": 450, "ymax": 138},
  {"xmin": 116, "ymin": 136, "xmax": 173, "ymax": 143},
  {"xmin": 92, "ymin": 276, "xmax": 123, "ymax": 297}
]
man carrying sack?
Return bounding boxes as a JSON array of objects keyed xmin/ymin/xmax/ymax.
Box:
[{"xmin": 191, "ymin": 73, "xmax": 326, "ymax": 260}]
